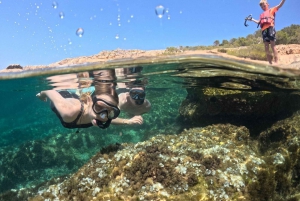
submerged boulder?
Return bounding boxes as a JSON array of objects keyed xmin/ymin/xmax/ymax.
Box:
[
  {"xmin": 18, "ymin": 123, "xmax": 299, "ymax": 201},
  {"xmin": 180, "ymin": 87, "xmax": 300, "ymax": 118},
  {"xmin": 179, "ymin": 87, "xmax": 300, "ymax": 136}
]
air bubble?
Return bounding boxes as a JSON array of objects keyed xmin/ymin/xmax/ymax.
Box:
[
  {"xmin": 115, "ymin": 34, "xmax": 119, "ymax": 39},
  {"xmin": 59, "ymin": 12, "xmax": 64, "ymax": 19},
  {"xmin": 76, "ymin": 28, "xmax": 84, "ymax": 37},
  {"xmin": 52, "ymin": 1, "xmax": 58, "ymax": 9},
  {"xmin": 155, "ymin": 5, "xmax": 165, "ymax": 18}
]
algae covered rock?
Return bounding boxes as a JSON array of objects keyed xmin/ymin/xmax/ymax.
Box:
[
  {"xmin": 179, "ymin": 87, "xmax": 300, "ymax": 137},
  {"xmin": 180, "ymin": 87, "xmax": 300, "ymax": 120},
  {"xmin": 25, "ymin": 123, "xmax": 298, "ymax": 201}
]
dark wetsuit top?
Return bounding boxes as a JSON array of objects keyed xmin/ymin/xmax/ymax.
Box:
[{"xmin": 51, "ymin": 91, "xmax": 93, "ymax": 129}]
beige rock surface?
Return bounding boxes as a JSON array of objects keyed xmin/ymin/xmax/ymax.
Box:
[{"xmin": 1, "ymin": 45, "xmax": 300, "ymax": 73}]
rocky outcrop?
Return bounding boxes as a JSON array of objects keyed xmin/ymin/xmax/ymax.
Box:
[
  {"xmin": 2, "ymin": 122, "xmax": 299, "ymax": 201},
  {"xmin": 6, "ymin": 64, "xmax": 23, "ymax": 70},
  {"xmin": 178, "ymin": 87, "xmax": 300, "ymax": 136},
  {"xmin": 277, "ymin": 44, "xmax": 300, "ymax": 55},
  {"xmin": 47, "ymin": 49, "xmax": 164, "ymax": 67}
]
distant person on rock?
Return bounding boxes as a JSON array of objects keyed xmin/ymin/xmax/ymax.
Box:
[{"xmin": 248, "ymin": 0, "xmax": 286, "ymax": 64}]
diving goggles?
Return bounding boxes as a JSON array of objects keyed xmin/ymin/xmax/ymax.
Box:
[
  {"xmin": 92, "ymin": 97, "xmax": 120, "ymax": 120},
  {"xmin": 129, "ymin": 89, "xmax": 146, "ymax": 105}
]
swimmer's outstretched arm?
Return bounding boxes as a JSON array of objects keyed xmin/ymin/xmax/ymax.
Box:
[
  {"xmin": 111, "ymin": 115, "xmax": 144, "ymax": 125},
  {"xmin": 36, "ymin": 90, "xmax": 61, "ymax": 102}
]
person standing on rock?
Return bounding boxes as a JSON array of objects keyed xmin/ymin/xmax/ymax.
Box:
[{"xmin": 248, "ymin": 0, "xmax": 286, "ymax": 64}]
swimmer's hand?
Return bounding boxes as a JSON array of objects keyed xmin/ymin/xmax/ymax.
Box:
[
  {"xmin": 36, "ymin": 92, "xmax": 47, "ymax": 102},
  {"xmin": 127, "ymin": 115, "xmax": 143, "ymax": 125}
]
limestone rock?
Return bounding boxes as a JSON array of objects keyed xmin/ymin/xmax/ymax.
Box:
[{"xmin": 6, "ymin": 64, "xmax": 23, "ymax": 70}]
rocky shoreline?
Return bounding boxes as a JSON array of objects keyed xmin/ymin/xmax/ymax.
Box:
[{"xmin": 1, "ymin": 44, "xmax": 300, "ymax": 73}]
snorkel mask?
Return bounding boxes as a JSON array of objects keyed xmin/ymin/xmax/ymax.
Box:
[
  {"xmin": 92, "ymin": 96, "xmax": 120, "ymax": 129},
  {"xmin": 129, "ymin": 89, "xmax": 146, "ymax": 105}
]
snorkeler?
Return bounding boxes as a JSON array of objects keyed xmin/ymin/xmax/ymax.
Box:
[
  {"xmin": 111, "ymin": 87, "xmax": 151, "ymax": 125},
  {"xmin": 112, "ymin": 67, "xmax": 151, "ymax": 125},
  {"xmin": 246, "ymin": 0, "xmax": 286, "ymax": 64},
  {"xmin": 36, "ymin": 70, "xmax": 120, "ymax": 129}
]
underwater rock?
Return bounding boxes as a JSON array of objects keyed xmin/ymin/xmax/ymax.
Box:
[
  {"xmin": 21, "ymin": 123, "xmax": 300, "ymax": 201},
  {"xmin": 0, "ymin": 131, "xmax": 103, "ymax": 193},
  {"xmin": 259, "ymin": 119, "xmax": 296, "ymax": 153},
  {"xmin": 180, "ymin": 87, "xmax": 300, "ymax": 118},
  {"xmin": 179, "ymin": 87, "xmax": 300, "ymax": 135}
]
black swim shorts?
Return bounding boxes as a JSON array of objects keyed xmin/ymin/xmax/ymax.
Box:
[{"xmin": 262, "ymin": 26, "xmax": 276, "ymax": 43}]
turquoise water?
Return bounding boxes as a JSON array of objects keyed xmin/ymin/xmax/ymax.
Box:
[{"xmin": 0, "ymin": 55, "xmax": 300, "ymax": 199}]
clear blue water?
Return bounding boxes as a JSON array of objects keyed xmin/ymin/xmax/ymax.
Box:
[{"xmin": 0, "ymin": 55, "xmax": 299, "ymax": 196}]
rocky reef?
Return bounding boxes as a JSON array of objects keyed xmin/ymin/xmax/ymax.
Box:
[{"xmin": 2, "ymin": 119, "xmax": 298, "ymax": 201}]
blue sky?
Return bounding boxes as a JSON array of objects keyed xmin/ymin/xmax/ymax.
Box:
[{"xmin": 0, "ymin": 0, "xmax": 299, "ymax": 69}]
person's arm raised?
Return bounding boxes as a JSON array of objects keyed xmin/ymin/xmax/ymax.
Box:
[{"xmin": 276, "ymin": 0, "xmax": 286, "ymax": 9}]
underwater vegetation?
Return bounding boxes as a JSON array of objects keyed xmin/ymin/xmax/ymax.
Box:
[{"xmin": 9, "ymin": 118, "xmax": 300, "ymax": 201}]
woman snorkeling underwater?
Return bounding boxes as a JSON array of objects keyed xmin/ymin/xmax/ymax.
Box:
[{"xmin": 36, "ymin": 70, "xmax": 120, "ymax": 129}]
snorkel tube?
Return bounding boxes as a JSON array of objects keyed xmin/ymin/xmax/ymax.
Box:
[
  {"xmin": 96, "ymin": 119, "xmax": 112, "ymax": 129},
  {"xmin": 244, "ymin": 14, "xmax": 252, "ymax": 27}
]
